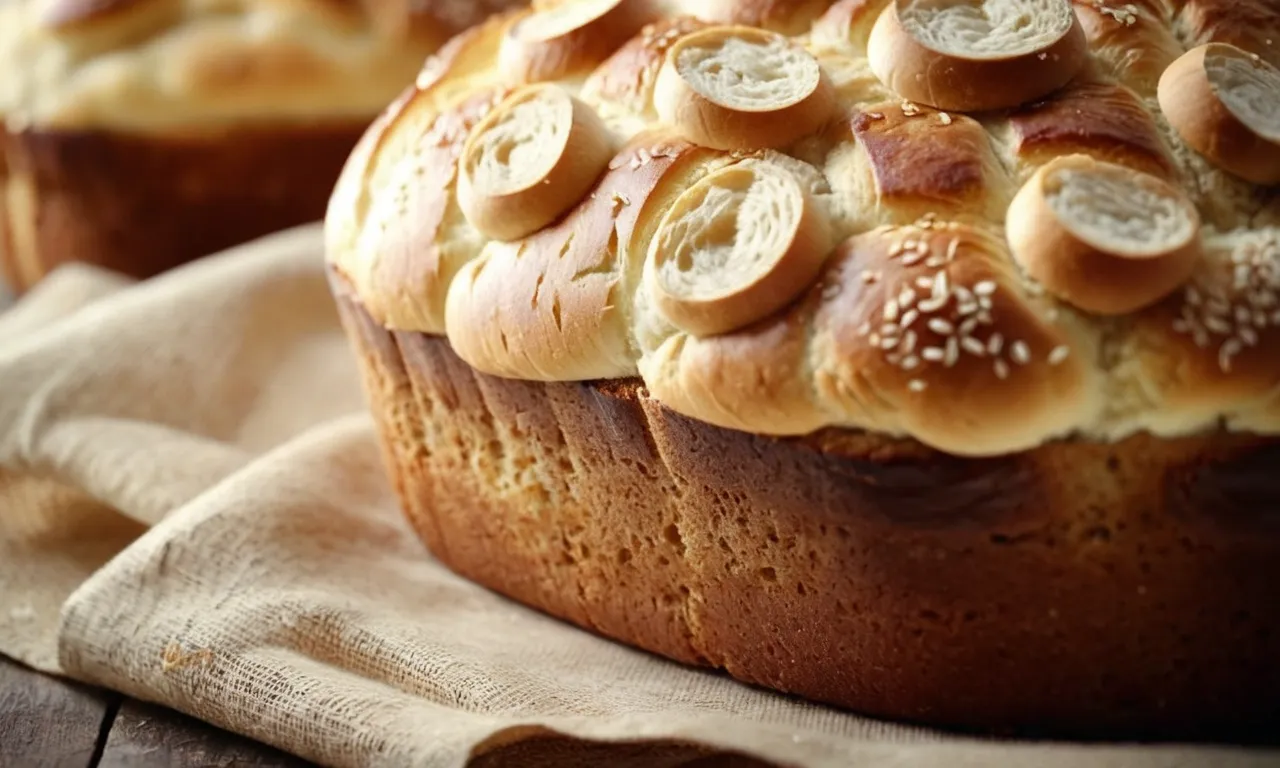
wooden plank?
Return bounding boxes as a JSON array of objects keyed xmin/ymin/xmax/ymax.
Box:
[
  {"xmin": 98, "ymin": 700, "xmax": 313, "ymax": 768},
  {"xmin": 0, "ymin": 657, "xmax": 117, "ymax": 768}
]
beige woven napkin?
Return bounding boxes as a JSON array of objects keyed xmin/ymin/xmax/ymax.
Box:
[{"xmin": 0, "ymin": 225, "xmax": 1274, "ymax": 768}]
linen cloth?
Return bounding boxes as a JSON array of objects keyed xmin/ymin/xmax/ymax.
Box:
[{"xmin": 0, "ymin": 224, "xmax": 1274, "ymax": 768}]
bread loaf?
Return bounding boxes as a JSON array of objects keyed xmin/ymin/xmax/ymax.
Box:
[
  {"xmin": 0, "ymin": 0, "xmax": 527, "ymax": 291},
  {"xmin": 326, "ymin": 0, "xmax": 1280, "ymax": 737}
]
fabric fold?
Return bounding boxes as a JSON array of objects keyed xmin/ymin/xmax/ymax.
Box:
[{"xmin": 2, "ymin": 225, "xmax": 1275, "ymax": 767}]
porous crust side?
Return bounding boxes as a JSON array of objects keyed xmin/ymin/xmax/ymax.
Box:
[
  {"xmin": 0, "ymin": 122, "xmax": 366, "ymax": 291},
  {"xmin": 332, "ymin": 270, "xmax": 1280, "ymax": 741}
]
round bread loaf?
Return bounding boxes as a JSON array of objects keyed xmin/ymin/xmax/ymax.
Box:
[
  {"xmin": 325, "ymin": 0, "xmax": 1280, "ymax": 739},
  {"xmin": 0, "ymin": 0, "xmax": 527, "ymax": 292}
]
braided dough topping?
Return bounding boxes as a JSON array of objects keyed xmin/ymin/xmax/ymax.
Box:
[{"xmin": 326, "ymin": 0, "xmax": 1280, "ymax": 457}]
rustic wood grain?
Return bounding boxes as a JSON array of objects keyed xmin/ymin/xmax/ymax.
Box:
[
  {"xmin": 0, "ymin": 658, "xmax": 116, "ymax": 768},
  {"xmin": 97, "ymin": 700, "xmax": 314, "ymax": 768}
]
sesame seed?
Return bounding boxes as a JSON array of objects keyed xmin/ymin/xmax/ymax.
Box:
[
  {"xmin": 908, "ymin": 379, "xmax": 927, "ymax": 392},
  {"xmin": 923, "ymin": 347, "xmax": 945, "ymax": 362},
  {"xmin": 902, "ymin": 356, "xmax": 921, "ymax": 371},
  {"xmin": 901, "ymin": 101, "xmax": 921, "ymax": 116},
  {"xmin": 884, "ymin": 299, "xmax": 900, "ymax": 322},
  {"xmin": 880, "ymin": 336, "xmax": 900, "ymax": 350},
  {"xmin": 868, "ymin": 112, "xmax": 885, "ymax": 121},
  {"xmin": 880, "ymin": 322, "xmax": 900, "ymax": 337},
  {"xmin": 974, "ymin": 280, "xmax": 997, "ymax": 296},
  {"xmin": 946, "ymin": 239, "xmax": 960, "ymax": 261},
  {"xmin": 900, "ymin": 308, "xmax": 920, "ymax": 328},
  {"xmin": 928, "ymin": 318, "xmax": 954, "ymax": 335},
  {"xmin": 962, "ymin": 337, "xmax": 986, "ymax": 356},
  {"xmin": 899, "ymin": 287, "xmax": 918, "ymax": 307},
  {"xmin": 857, "ymin": 321, "xmax": 871, "ymax": 336},
  {"xmin": 918, "ymin": 295, "xmax": 949, "ymax": 313},
  {"xmin": 916, "ymin": 276, "xmax": 934, "ymax": 290},
  {"xmin": 938, "ymin": 112, "xmax": 953, "ymax": 126},
  {"xmin": 988, "ymin": 333, "xmax": 1004, "ymax": 355},
  {"xmin": 944, "ymin": 337, "xmax": 960, "ymax": 367},
  {"xmin": 1011, "ymin": 341, "xmax": 1031, "ymax": 365},
  {"xmin": 1205, "ymin": 316, "xmax": 1232, "ymax": 334},
  {"xmin": 901, "ymin": 330, "xmax": 918, "ymax": 353},
  {"xmin": 1219, "ymin": 339, "xmax": 1242, "ymax": 372},
  {"xmin": 932, "ymin": 271, "xmax": 950, "ymax": 301},
  {"xmin": 902, "ymin": 250, "xmax": 928, "ymax": 266},
  {"xmin": 1048, "ymin": 345, "xmax": 1071, "ymax": 366},
  {"xmin": 994, "ymin": 359, "xmax": 1010, "ymax": 380}
]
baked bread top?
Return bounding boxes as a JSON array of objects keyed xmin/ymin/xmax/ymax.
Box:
[
  {"xmin": 0, "ymin": 0, "xmax": 527, "ymax": 132},
  {"xmin": 326, "ymin": 0, "xmax": 1280, "ymax": 457}
]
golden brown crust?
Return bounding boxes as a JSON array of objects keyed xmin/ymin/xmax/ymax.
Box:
[
  {"xmin": 457, "ymin": 84, "xmax": 616, "ymax": 242},
  {"xmin": 446, "ymin": 133, "xmax": 713, "ymax": 381},
  {"xmin": 499, "ymin": 0, "xmax": 661, "ymax": 84},
  {"xmin": 653, "ymin": 25, "xmax": 839, "ymax": 152},
  {"xmin": 1177, "ymin": 0, "xmax": 1280, "ymax": 66},
  {"xmin": 1006, "ymin": 155, "xmax": 1203, "ymax": 316},
  {"xmin": 698, "ymin": 0, "xmax": 838, "ymax": 35},
  {"xmin": 1158, "ymin": 44, "xmax": 1280, "ymax": 186},
  {"xmin": 0, "ymin": 120, "xmax": 366, "ymax": 291},
  {"xmin": 844, "ymin": 101, "xmax": 1012, "ymax": 224},
  {"xmin": 1008, "ymin": 80, "xmax": 1176, "ymax": 181},
  {"xmin": 328, "ymin": 0, "xmax": 1280, "ymax": 455},
  {"xmin": 1071, "ymin": 0, "xmax": 1183, "ymax": 96},
  {"xmin": 333, "ymin": 275, "xmax": 1280, "ymax": 741},
  {"xmin": 579, "ymin": 16, "xmax": 711, "ymax": 119},
  {"xmin": 866, "ymin": 0, "xmax": 1089, "ymax": 113},
  {"xmin": 808, "ymin": 224, "xmax": 1098, "ymax": 455}
]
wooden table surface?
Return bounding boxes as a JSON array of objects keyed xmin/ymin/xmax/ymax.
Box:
[{"xmin": 1, "ymin": 656, "xmax": 312, "ymax": 768}]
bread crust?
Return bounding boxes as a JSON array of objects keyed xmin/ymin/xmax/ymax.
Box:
[
  {"xmin": 1005, "ymin": 155, "xmax": 1202, "ymax": 315},
  {"xmin": 333, "ymin": 272, "xmax": 1280, "ymax": 741},
  {"xmin": 0, "ymin": 122, "xmax": 366, "ymax": 291},
  {"xmin": 866, "ymin": 0, "xmax": 1089, "ymax": 112},
  {"xmin": 1158, "ymin": 44, "xmax": 1280, "ymax": 186},
  {"xmin": 653, "ymin": 25, "xmax": 838, "ymax": 151},
  {"xmin": 328, "ymin": 0, "xmax": 1280, "ymax": 458}
]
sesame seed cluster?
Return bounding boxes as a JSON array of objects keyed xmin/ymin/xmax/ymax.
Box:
[{"xmin": 329, "ymin": 0, "xmax": 1280, "ymax": 457}]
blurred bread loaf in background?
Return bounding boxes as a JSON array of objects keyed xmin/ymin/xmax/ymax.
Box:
[{"xmin": 0, "ymin": 0, "xmax": 526, "ymax": 293}]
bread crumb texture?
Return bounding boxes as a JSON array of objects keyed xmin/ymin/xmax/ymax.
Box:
[
  {"xmin": 326, "ymin": 0, "xmax": 1280, "ymax": 457},
  {"xmin": 0, "ymin": 0, "xmax": 528, "ymax": 130}
]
